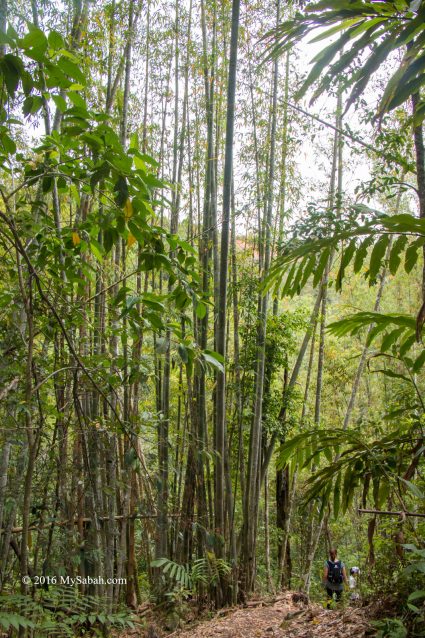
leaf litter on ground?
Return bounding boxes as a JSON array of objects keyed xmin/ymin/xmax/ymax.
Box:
[{"xmin": 117, "ymin": 591, "xmax": 376, "ymax": 638}]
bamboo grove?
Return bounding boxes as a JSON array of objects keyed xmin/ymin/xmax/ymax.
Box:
[{"xmin": 1, "ymin": 0, "xmax": 425, "ymax": 636}]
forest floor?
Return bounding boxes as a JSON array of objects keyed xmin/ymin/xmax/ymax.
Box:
[{"xmin": 122, "ymin": 591, "xmax": 377, "ymax": 638}]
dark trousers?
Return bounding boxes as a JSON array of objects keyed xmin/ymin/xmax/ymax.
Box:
[{"xmin": 326, "ymin": 587, "xmax": 342, "ymax": 607}]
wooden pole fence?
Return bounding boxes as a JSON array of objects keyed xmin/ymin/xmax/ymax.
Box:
[
  {"xmin": 358, "ymin": 508, "xmax": 425, "ymax": 518},
  {"xmin": 0, "ymin": 513, "xmax": 182, "ymax": 535}
]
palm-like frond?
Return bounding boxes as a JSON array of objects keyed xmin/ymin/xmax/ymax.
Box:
[
  {"xmin": 264, "ymin": 0, "xmax": 425, "ymax": 121},
  {"xmin": 266, "ymin": 209, "xmax": 425, "ymax": 299},
  {"xmin": 328, "ymin": 311, "xmax": 424, "ymax": 361},
  {"xmin": 277, "ymin": 424, "xmax": 420, "ymax": 517}
]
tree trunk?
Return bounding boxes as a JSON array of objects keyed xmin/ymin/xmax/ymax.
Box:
[
  {"xmin": 302, "ymin": 92, "xmax": 342, "ymax": 596},
  {"xmin": 215, "ymin": 0, "xmax": 240, "ymax": 564},
  {"xmin": 0, "ymin": 441, "xmax": 11, "ymax": 536},
  {"xmin": 241, "ymin": 0, "xmax": 280, "ymax": 595},
  {"xmin": 412, "ymin": 92, "xmax": 425, "ymax": 315}
]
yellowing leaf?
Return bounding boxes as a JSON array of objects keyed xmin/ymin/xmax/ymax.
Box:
[
  {"xmin": 124, "ymin": 198, "xmax": 133, "ymax": 220},
  {"xmin": 72, "ymin": 232, "xmax": 81, "ymax": 246},
  {"xmin": 134, "ymin": 155, "xmax": 146, "ymax": 171},
  {"xmin": 127, "ymin": 233, "xmax": 136, "ymax": 247}
]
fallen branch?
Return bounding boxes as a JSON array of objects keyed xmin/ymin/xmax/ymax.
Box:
[{"xmin": 245, "ymin": 595, "xmax": 288, "ymax": 608}]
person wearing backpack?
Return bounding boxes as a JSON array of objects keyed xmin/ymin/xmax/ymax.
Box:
[{"xmin": 323, "ymin": 548, "xmax": 348, "ymax": 608}]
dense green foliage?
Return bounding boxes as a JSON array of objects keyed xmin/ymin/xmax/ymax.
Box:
[{"xmin": 1, "ymin": 0, "xmax": 425, "ymax": 636}]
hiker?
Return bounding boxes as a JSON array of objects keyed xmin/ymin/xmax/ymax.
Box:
[
  {"xmin": 349, "ymin": 566, "xmax": 360, "ymax": 601},
  {"xmin": 323, "ymin": 548, "xmax": 348, "ymax": 607}
]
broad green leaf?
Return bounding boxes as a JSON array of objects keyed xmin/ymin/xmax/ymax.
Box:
[
  {"xmin": 57, "ymin": 57, "xmax": 86, "ymax": 84},
  {"xmin": 333, "ymin": 472, "xmax": 341, "ymax": 519},
  {"xmin": 368, "ymin": 234, "xmax": 390, "ymax": 281},
  {"xmin": 405, "ymin": 237, "xmax": 424, "ymax": 273},
  {"xmin": 90, "ymin": 240, "xmax": 104, "ymax": 262},
  {"xmin": 412, "ymin": 349, "xmax": 425, "ymax": 372},
  {"xmin": 313, "ymin": 246, "xmax": 331, "ymax": 287},
  {"xmin": 389, "ymin": 235, "xmax": 408, "ymax": 275},
  {"xmin": 298, "ymin": 30, "xmax": 353, "ymax": 99},
  {"xmin": 400, "ymin": 478, "xmax": 425, "ymax": 499},
  {"xmin": 308, "ymin": 17, "xmax": 363, "ymax": 43},
  {"xmin": 151, "ymin": 558, "xmax": 169, "ymax": 567},
  {"xmin": 202, "ymin": 351, "xmax": 224, "ymax": 373},
  {"xmin": 404, "ymin": 561, "xmax": 425, "ymax": 575},
  {"xmin": 178, "ymin": 344, "xmax": 189, "ymax": 364},
  {"xmin": 51, "ymin": 93, "xmax": 67, "ymax": 112},
  {"xmin": 282, "ymin": 262, "xmax": 298, "ymax": 296},
  {"xmin": 0, "ymin": 54, "xmax": 22, "ymax": 97},
  {"xmin": 336, "ymin": 239, "xmax": 356, "ymax": 290},
  {"xmin": 20, "ymin": 28, "xmax": 48, "ymax": 52},
  {"xmin": 399, "ymin": 332, "xmax": 416, "ymax": 356},
  {"xmin": 196, "ymin": 302, "xmax": 207, "ymax": 319},
  {"xmin": 48, "ymin": 30, "xmax": 65, "ymax": 49},
  {"xmin": 67, "ymin": 91, "xmax": 86, "ymax": 108},
  {"xmin": 299, "ymin": 253, "xmax": 317, "ymax": 289},
  {"xmin": 408, "ymin": 590, "xmax": 425, "ymax": 602},
  {"xmin": 291, "ymin": 255, "xmax": 309, "ymax": 296},
  {"xmin": 128, "ymin": 220, "xmax": 145, "ymax": 245},
  {"xmin": 155, "ymin": 337, "xmax": 168, "ymax": 355},
  {"xmin": 353, "ymin": 236, "xmax": 374, "ymax": 274},
  {"xmin": 380, "ymin": 327, "xmax": 405, "ymax": 352},
  {"xmin": 1, "ymin": 133, "xmax": 16, "ymax": 154}
]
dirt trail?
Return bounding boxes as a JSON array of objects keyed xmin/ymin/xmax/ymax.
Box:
[{"xmin": 135, "ymin": 592, "xmax": 375, "ymax": 638}]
